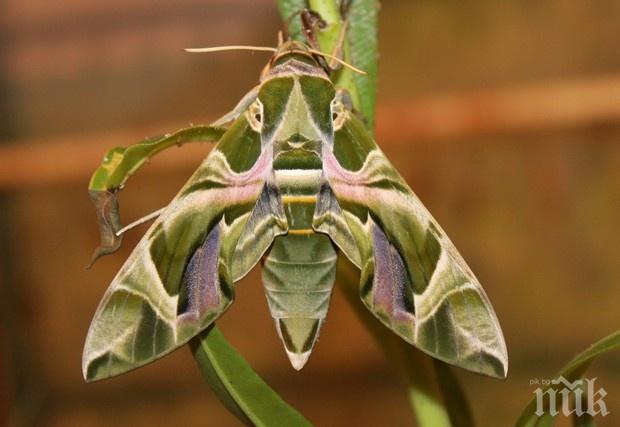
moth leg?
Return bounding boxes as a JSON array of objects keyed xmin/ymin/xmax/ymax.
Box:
[
  {"xmin": 88, "ymin": 204, "xmax": 168, "ymax": 268},
  {"xmin": 299, "ymin": 7, "xmax": 350, "ymax": 72},
  {"xmin": 87, "ymin": 124, "xmax": 227, "ymax": 267},
  {"xmin": 300, "ymin": 9, "xmax": 327, "ymax": 51},
  {"xmin": 327, "ymin": 19, "xmax": 349, "ymax": 70},
  {"xmin": 210, "ymin": 86, "xmax": 259, "ymax": 127},
  {"xmin": 114, "ymin": 207, "xmax": 165, "ymax": 237}
]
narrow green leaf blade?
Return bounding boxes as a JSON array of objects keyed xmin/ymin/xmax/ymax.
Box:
[
  {"xmin": 573, "ymin": 392, "xmax": 599, "ymax": 427},
  {"xmin": 190, "ymin": 325, "xmax": 313, "ymax": 427},
  {"xmin": 347, "ymin": 0, "xmax": 379, "ymax": 131},
  {"xmin": 515, "ymin": 330, "xmax": 620, "ymax": 427},
  {"xmin": 434, "ymin": 360, "xmax": 475, "ymax": 427}
]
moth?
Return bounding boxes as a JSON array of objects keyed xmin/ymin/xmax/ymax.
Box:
[{"xmin": 83, "ymin": 39, "xmax": 508, "ymax": 381}]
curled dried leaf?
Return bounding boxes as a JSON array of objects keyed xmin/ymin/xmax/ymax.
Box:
[{"xmin": 87, "ymin": 190, "xmax": 123, "ymax": 268}]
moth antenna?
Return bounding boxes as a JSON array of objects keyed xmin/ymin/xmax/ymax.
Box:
[
  {"xmin": 184, "ymin": 46, "xmax": 278, "ymax": 54},
  {"xmin": 184, "ymin": 45, "xmax": 366, "ymax": 75},
  {"xmin": 307, "ymin": 49, "xmax": 367, "ymax": 75},
  {"xmin": 277, "ymin": 31, "xmax": 284, "ymax": 45}
]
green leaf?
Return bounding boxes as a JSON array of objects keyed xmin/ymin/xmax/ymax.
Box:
[
  {"xmin": 515, "ymin": 330, "xmax": 620, "ymax": 427},
  {"xmin": 190, "ymin": 326, "xmax": 313, "ymax": 427},
  {"xmin": 337, "ymin": 258, "xmax": 474, "ymax": 427},
  {"xmin": 88, "ymin": 125, "xmax": 226, "ymax": 192},
  {"xmin": 85, "ymin": 125, "xmax": 226, "ymax": 266}
]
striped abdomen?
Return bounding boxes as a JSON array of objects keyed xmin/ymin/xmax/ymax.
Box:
[{"xmin": 262, "ymin": 168, "xmax": 337, "ymax": 369}]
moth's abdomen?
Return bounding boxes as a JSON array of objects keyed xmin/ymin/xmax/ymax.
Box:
[
  {"xmin": 263, "ymin": 168, "xmax": 336, "ymax": 369},
  {"xmin": 262, "ymin": 234, "xmax": 337, "ymax": 370}
]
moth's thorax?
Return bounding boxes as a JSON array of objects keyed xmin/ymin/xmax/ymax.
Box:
[{"xmin": 257, "ymin": 74, "xmax": 335, "ymax": 162}]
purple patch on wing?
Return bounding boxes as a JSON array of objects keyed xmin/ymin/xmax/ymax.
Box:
[
  {"xmin": 371, "ymin": 223, "xmax": 416, "ymax": 324},
  {"xmin": 178, "ymin": 223, "xmax": 222, "ymax": 322}
]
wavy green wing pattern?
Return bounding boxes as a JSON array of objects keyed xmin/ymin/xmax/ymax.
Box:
[
  {"xmin": 319, "ymin": 111, "xmax": 508, "ymax": 379},
  {"xmin": 83, "ymin": 115, "xmax": 287, "ymax": 381}
]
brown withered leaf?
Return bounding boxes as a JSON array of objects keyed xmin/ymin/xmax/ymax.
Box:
[{"xmin": 87, "ymin": 190, "xmax": 123, "ymax": 268}]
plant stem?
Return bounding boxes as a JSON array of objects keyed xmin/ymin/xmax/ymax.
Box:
[
  {"xmin": 307, "ymin": 0, "xmax": 361, "ymax": 111},
  {"xmin": 191, "ymin": 325, "xmax": 312, "ymax": 427}
]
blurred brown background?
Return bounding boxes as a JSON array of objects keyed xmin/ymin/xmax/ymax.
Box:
[{"xmin": 1, "ymin": 1, "xmax": 619, "ymax": 426}]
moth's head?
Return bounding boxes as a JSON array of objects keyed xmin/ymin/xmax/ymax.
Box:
[
  {"xmin": 261, "ymin": 40, "xmax": 327, "ymax": 81},
  {"xmin": 273, "ymin": 39, "xmax": 312, "ymax": 59}
]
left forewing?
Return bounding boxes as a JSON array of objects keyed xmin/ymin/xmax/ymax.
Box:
[
  {"xmin": 322, "ymin": 114, "xmax": 508, "ymax": 378},
  {"xmin": 83, "ymin": 119, "xmax": 285, "ymax": 381}
]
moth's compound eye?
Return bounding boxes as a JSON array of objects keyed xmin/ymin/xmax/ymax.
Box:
[
  {"xmin": 247, "ymin": 100, "xmax": 263, "ymax": 132},
  {"xmin": 331, "ymin": 100, "xmax": 346, "ymax": 131}
]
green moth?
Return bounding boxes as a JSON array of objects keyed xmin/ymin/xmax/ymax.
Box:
[{"xmin": 83, "ymin": 40, "xmax": 508, "ymax": 381}]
